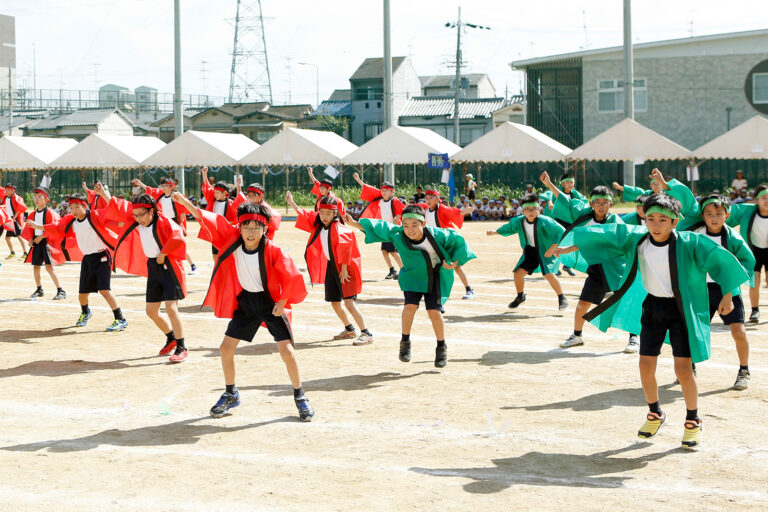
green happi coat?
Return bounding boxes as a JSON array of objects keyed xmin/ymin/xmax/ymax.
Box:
[
  {"xmin": 727, "ymin": 203, "xmax": 766, "ymax": 253},
  {"xmin": 359, "ymin": 218, "xmax": 476, "ymax": 304},
  {"xmin": 552, "ymin": 193, "xmax": 625, "ymax": 283},
  {"xmin": 578, "ymin": 224, "xmax": 749, "ymax": 363},
  {"xmin": 495, "ymin": 215, "xmax": 565, "ymax": 275},
  {"xmin": 621, "ymin": 211, "xmax": 644, "ymax": 225},
  {"xmin": 684, "ymin": 222, "xmax": 755, "ymax": 295},
  {"xmin": 621, "ymin": 184, "xmax": 653, "ymax": 203}
]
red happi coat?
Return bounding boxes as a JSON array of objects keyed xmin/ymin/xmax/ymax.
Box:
[
  {"xmin": 0, "ymin": 203, "xmax": 12, "ymax": 230},
  {"xmin": 295, "ymin": 207, "xmax": 362, "ymax": 298},
  {"xmin": 21, "ymin": 207, "xmax": 66, "ymax": 265},
  {"xmin": 310, "ymin": 180, "xmax": 347, "ymax": 217},
  {"xmin": 41, "ymin": 208, "xmax": 119, "ymax": 262},
  {"xmin": 0, "ymin": 189, "xmax": 27, "ymax": 227},
  {"xmin": 197, "ymin": 209, "xmax": 307, "ymax": 319},
  {"xmin": 202, "ymin": 180, "xmax": 244, "ymax": 223},
  {"xmin": 359, "ymin": 183, "xmax": 405, "ymax": 223},
  {"xmin": 235, "ymin": 192, "xmax": 282, "ymax": 240},
  {"xmin": 85, "ymin": 188, "xmax": 108, "ymax": 211},
  {"xmin": 145, "ymin": 186, "xmax": 188, "ymax": 234},
  {"xmin": 418, "ymin": 203, "xmax": 464, "ymax": 230},
  {"xmin": 107, "ymin": 197, "xmax": 187, "ymax": 297}
]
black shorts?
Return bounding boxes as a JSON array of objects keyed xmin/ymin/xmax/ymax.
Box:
[
  {"xmin": 324, "ymin": 260, "xmax": 355, "ymax": 302},
  {"xmin": 707, "ymin": 282, "xmax": 745, "ymax": 325},
  {"xmin": 518, "ymin": 244, "xmax": 540, "ymax": 275},
  {"xmin": 79, "ymin": 251, "xmax": 112, "ymax": 293},
  {"xmin": 225, "ymin": 290, "xmax": 293, "ymax": 343},
  {"xmin": 403, "ymin": 267, "xmax": 444, "ymax": 312},
  {"xmin": 579, "ymin": 264, "xmax": 609, "ymax": 304},
  {"xmin": 468, "ymin": 190, "xmax": 476, "ymax": 200},
  {"xmin": 381, "ymin": 241, "xmax": 397, "ymax": 253},
  {"xmin": 146, "ymin": 258, "xmax": 184, "ymax": 303},
  {"xmin": 2, "ymin": 221, "xmax": 22, "ymax": 237},
  {"xmin": 753, "ymin": 246, "xmax": 768, "ymax": 272},
  {"xmin": 30, "ymin": 240, "xmax": 52, "ymax": 266},
  {"xmin": 639, "ymin": 295, "xmax": 691, "ymax": 358}
]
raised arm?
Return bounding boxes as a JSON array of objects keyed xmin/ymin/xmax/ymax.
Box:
[
  {"xmin": 172, "ymin": 192, "xmax": 201, "ymax": 220},
  {"xmin": 352, "ymin": 172, "xmax": 365, "ymax": 187},
  {"xmin": 131, "ymin": 178, "xmax": 148, "ymax": 191},
  {"xmin": 540, "ymin": 171, "xmax": 562, "ymax": 199}
]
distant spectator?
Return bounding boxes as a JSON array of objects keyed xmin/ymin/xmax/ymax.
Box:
[
  {"xmin": 731, "ymin": 170, "xmax": 748, "ymax": 192},
  {"xmin": 472, "ymin": 200, "xmax": 485, "ymax": 221},
  {"xmin": 414, "ymin": 186, "xmax": 426, "ymax": 201},
  {"xmin": 729, "ymin": 190, "xmax": 739, "ymax": 204},
  {"xmin": 351, "ymin": 200, "xmax": 365, "ymax": 220},
  {"xmin": 739, "ymin": 188, "xmax": 753, "ymax": 203},
  {"xmin": 524, "ymin": 184, "xmax": 535, "ymax": 195},
  {"xmin": 465, "ymin": 173, "xmax": 478, "ymax": 200}
]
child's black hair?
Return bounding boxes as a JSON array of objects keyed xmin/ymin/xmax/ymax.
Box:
[
  {"xmin": 589, "ymin": 185, "xmax": 613, "ymax": 198},
  {"xmin": 403, "ymin": 204, "xmax": 425, "ymax": 217},
  {"xmin": 214, "ymin": 181, "xmax": 229, "ymax": 192},
  {"xmin": 521, "ymin": 193, "xmax": 540, "ymax": 205},
  {"xmin": 316, "ymin": 195, "xmax": 342, "ymax": 224},
  {"xmin": 560, "ymin": 172, "xmax": 573, "ymax": 181},
  {"xmin": 635, "ymin": 194, "xmax": 650, "ymax": 205},
  {"xmin": 35, "ymin": 186, "xmax": 51, "ymax": 198},
  {"xmin": 698, "ymin": 193, "xmax": 730, "ymax": 212},
  {"xmin": 319, "ymin": 178, "xmax": 334, "ymax": 187},
  {"xmin": 69, "ymin": 192, "xmax": 87, "ymax": 203},
  {"xmin": 754, "ymin": 184, "xmax": 768, "ymax": 197},
  {"xmin": 132, "ymin": 194, "xmax": 157, "ymax": 209},
  {"xmin": 643, "ymin": 193, "xmax": 682, "ymax": 216},
  {"xmin": 382, "ymin": 181, "xmax": 394, "ymax": 189},
  {"xmin": 237, "ymin": 201, "xmax": 272, "ymax": 227},
  {"xmin": 4, "ymin": 182, "xmax": 15, "ymax": 188},
  {"xmin": 160, "ymin": 177, "xmax": 175, "ymax": 186}
]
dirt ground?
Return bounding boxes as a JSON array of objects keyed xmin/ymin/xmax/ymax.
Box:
[{"xmin": 0, "ymin": 217, "xmax": 766, "ymax": 511}]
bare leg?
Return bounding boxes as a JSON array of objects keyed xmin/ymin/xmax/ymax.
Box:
[
  {"xmin": 277, "ymin": 339, "xmax": 302, "ymax": 389},
  {"xmin": 220, "ymin": 336, "xmax": 241, "ymax": 385},
  {"xmin": 427, "ymin": 309, "xmax": 445, "ymax": 340},
  {"xmin": 79, "ymin": 292, "xmax": 89, "ymax": 307},
  {"xmin": 146, "ymin": 302, "xmax": 172, "ymax": 333},
  {"xmin": 19, "ymin": 237, "xmax": 28, "ymax": 253},
  {"xmin": 674, "ymin": 357, "xmax": 698, "ymax": 411},
  {"xmin": 382, "ymin": 250, "xmax": 393, "ymax": 268},
  {"xmin": 544, "ymin": 272, "xmax": 564, "ymax": 296},
  {"xmin": 33, "ymin": 265, "xmax": 42, "ymax": 287},
  {"xmin": 186, "ymin": 251, "xmax": 196, "ymax": 268},
  {"xmin": 730, "ymin": 323, "xmax": 749, "ymax": 367},
  {"xmin": 573, "ymin": 300, "xmax": 593, "ymax": 331},
  {"xmin": 513, "ymin": 267, "xmax": 527, "ymax": 294},
  {"xmin": 165, "ymin": 300, "xmax": 184, "ymax": 340},
  {"xmin": 331, "ymin": 301, "xmax": 351, "ymax": 327},
  {"xmin": 454, "ymin": 265, "xmax": 470, "ymax": 288},
  {"xmin": 44, "ymin": 265, "xmax": 62, "ymax": 289},
  {"xmin": 749, "ymin": 270, "xmax": 761, "ymax": 309},
  {"xmin": 98, "ymin": 289, "xmax": 120, "ymax": 310},
  {"xmin": 391, "ymin": 252, "xmax": 403, "ymax": 269},
  {"xmin": 343, "ymin": 298, "xmax": 366, "ymax": 331},
  {"xmin": 639, "ymin": 355, "xmax": 660, "ymax": 404},
  {"xmin": 5, "ymin": 237, "xmax": 13, "ymax": 253},
  {"xmin": 401, "ymin": 304, "xmax": 418, "ymax": 334}
]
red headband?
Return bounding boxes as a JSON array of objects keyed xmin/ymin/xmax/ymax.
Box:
[
  {"xmin": 161, "ymin": 181, "xmax": 176, "ymax": 189},
  {"xmin": 238, "ymin": 213, "xmax": 268, "ymax": 225},
  {"xmin": 318, "ymin": 203, "xmax": 339, "ymax": 211},
  {"xmin": 247, "ymin": 186, "xmax": 264, "ymax": 195},
  {"xmin": 5, "ymin": 185, "xmax": 15, "ymax": 191},
  {"xmin": 131, "ymin": 203, "xmax": 155, "ymax": 211},
  {"xmin": 425, "ymin": 189, "xmax": 440, "ymax": 197},
  {"xmin": 319, "ymin": 182, "xmax": 333, "ymax": 190},
  {"xmin": 381, "ymin": 185, "xmax": 394, "ymax": 191},
  {"xmin": 214, "ymin": 185, "xmax": 228, "ymax": 193},
  {"xmin": 34, "ymin": 188, "xmax": 50, "ymax": 200},
  {"xmin": 68, "ymin": 198, "xmax": 87, "ymax": 206}
]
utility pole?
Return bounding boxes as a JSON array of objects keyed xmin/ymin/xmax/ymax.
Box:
[
  {"xmin": 7, "ymin": 67, "xmax": 12, "ymax": 135},
  {"xmin": 383, "ymin": 0, "xmax": 394, "ymax": 183},
  {"xmin": 623, "ymin": 0, "xmax": 635, "ymax": 186},
  {"xmin": 174, "ymin": 0, "xmax": 185, "ymax": 192}
]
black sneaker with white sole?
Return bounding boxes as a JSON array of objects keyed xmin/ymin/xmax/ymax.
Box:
[
  {"xmin": 748, "ymin": 310, "xmax": 760, "ymax": 325},
  {"xmin": 399, "ymin": 341, "xmax": 411, "ymax": 362},
  {"xmin": 53, "ymin": 289, "xmax": 67, "ymax": 300},
  {"xmin": 210, "ymin": 390, "xmax": 241, "ymax": 418},
  {"xmin": 435, "ymin": 344, "xmax": 447, "ymax": 368},
  {"xmin": 558, "ymin": 295, "xmax": 569, "ymax": 311},
  {"xmin": 508, "ymin": 293, "xmax": 526, "ymax": 308},
  {"xmin": 30, "ymin": 288, "xmax": 44, "ymax": 298},
  {"xmin": 294, "ymin": 395, "xmax": 315, "ymax": 422}
]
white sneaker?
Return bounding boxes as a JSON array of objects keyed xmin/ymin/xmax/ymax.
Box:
[
  {"xmin": 560, "ymin": 334, "xmax": 584, "ymax": 348},
  {"xmin": 624, "ymin": 335, "xmax": 640, "ymax": 354},
  {"xmin": 353, "ymin": 333, "xmax": 373, "ymax": 346},
  {"xmin": 462, "ymin": 289, "xmax": 476, "ymax": 300}
]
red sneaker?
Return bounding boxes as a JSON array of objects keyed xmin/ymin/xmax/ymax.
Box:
[
  {"xmin": 169, "ymin": 350, "xmax": 188, "ymax": 363},
  {"xmin": 159, "ymin": 340, "xmax": 177, "ymax": 356}
]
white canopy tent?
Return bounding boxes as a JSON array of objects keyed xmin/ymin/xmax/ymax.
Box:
[
  {"xmin": 568, "ymin": 118, "xmax": 692, "ymax": 161},
  {"xmin": 142, "ymin": 130, "xmax": 259, "ymax": 168},
  {"xmin": 240, "ymin": 127, "xmax": 357, "ymax": 166},
  {"xmin": 341, "ymin": 126, "xmax": 461, "ymax": 165},
  {"xmin": 452, "ymin": 122, "xmax": 571, "ymax": 163},
  {"xmin": 51, "ymin": 134, "xmax": 166, "ymax": 169},
  {"xmin": 0, "ymin": 136, "xmax": 78, "ymax": 170},
  {"xmin": 693, "ymin": 116, "xmax": 768, "ymax": 159}
]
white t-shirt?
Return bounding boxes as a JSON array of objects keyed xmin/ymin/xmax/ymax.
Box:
[
  {"xmin": 751, "ymin": 214, "xmax": 768, "ymax": 249},
  {"xmin": 731, "ymin": 178, "xmax": 748, "ymax": 191},
  {"xmin": 586, "ymin": 217, "xmax": 606, "ymax": 227},
  {"xmin": 4, "ymin": 197, "xmax": 12, "ymax": 219},
  {"xmin": 72, "ymin": 217, "xmax": 108, "ymax": 255},
  {"xmin": 160, "ymin": 195, "xmax": 175, "ymax": 220},
  {"xmin": 413, "ymin": 237, "xmax": 441, "ymax": 267},
  {"xmin": 379, "ymin": 198, "xmax": 394, "ymax": 223},
  {"xmin": 138, "ymin": 224, "xmax": 161, "ymax": 258},
  {"xmin": 523, "ymin": 220, "xmax": 536, "ymax": 247},
  {"xmin": 695, "ymin": 226, "xmax": 725, "ymax": 283},
  {"xmin": 213, "ymin": 200, "xmax": 227, "ymax": 216},
  {"xmin": 320, "ymin": 227, "xmax": 331, "ymax": 260},
  {"xmin": 425, "ymin": 208, "xmax": 437, "ymax": 228},
  {"xmin": 34, "ymin": 209, "xmax": 45, "ymax": 237},
  {"xmin": 638, "ymin": 238, "xmax": 674, "ymax": 298},
  {"xmin": 234, "ymin": 246, "xmax": 264, "ymax": 292}
]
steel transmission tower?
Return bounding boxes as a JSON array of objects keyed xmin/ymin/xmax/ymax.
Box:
[{"xmin": 228, "ymin": 0, "xmax": 273, "ymax": 103}]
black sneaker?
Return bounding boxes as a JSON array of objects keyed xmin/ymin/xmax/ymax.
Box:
[
  {"xmin": 508, "ymin": 293, "xmax": 526, "ymax": 308},
  {"xmin": 30, "ymin": 288, "xmax": 44, "ymax": 299},
  {"xmin": 385, "ymin": 269, "xmax": 397, "ymax": 280},
  {"xmin": 399, "ymin": 341, "xmax": 411, "ymax": 362},
  {"xmin": 210, "ymin": 390, "xmax": 240, "ymax": 418},
  {"xmin": 558, "ymin": 295, "xmax": 569, "ymax": 310},
  {"xmin": 563, "ymin": 266, "xmax": 576, "ymax": 276},
  {"xmin": 294, "ymin": 395, "xmax": 315, "ymax": 422},
  {"xmin": 435, "ymin": 344, "xmax": 447, "ymax": 368},
  {"xmin": 748, "ymin": 310, "xmax": 760, "ymax": 325},
  {"xmin": 53, "ymin": 289, "xmax": 67, "ymax": 300}
]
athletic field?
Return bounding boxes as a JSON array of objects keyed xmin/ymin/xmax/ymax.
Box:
[{"xmin": 0, "ymin": 220, "xmax": 765, "ymax": 511}]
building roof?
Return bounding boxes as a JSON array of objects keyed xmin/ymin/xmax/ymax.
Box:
[
  {"xmin": 241, "ymin": 127, "xmax": 358, "ymax": 166},
  {"xmin": 328, "ymin": 89, "xmax": 351, "ymax": 101},
  {"xmin": 350, "ymin": 57, "xmax": 407, "ymax": 81},
  {"xmin": 452, "ymin": 122, "xmax": 570, "ymax": 163},
  {"xmin": 399, "ymin": 97, "xmax": 506, "ymax": 120},
  {"xmin": 419, "ymin": 73, "xmax": 489, "ymax": 89},
  {"xmin": 511, "ymin": 28, "xmax": 768, "ymax": 68},
  {"xmin": 310, "ymin": 100, "xmax": 352, "ymax": 117},
  {"xmin": 99, "ymin": 83, "xmax": 130, "ymax": 91},
  {"xmin": 342, "ymin": 125, "xmax": 461, "ymax": 165},
  {"xmin": 24, "ymin": 109, "xmax": 127, "ymax": 130},
  {"xmin": 694, "ymin": 115, "xmax": 768, "ymax": 159},
  {"xmin": 568, "ymin": 118, "xmax": 691, "ymax": 161},
  {"xmin": 264, "ymin": 104, "xmax": 313, "ymax": 120}
]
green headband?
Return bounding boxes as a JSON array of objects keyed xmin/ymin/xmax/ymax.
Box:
[
  {"xmin": 590, "ymin": 194, "xmax": 613, "ymax": 202},
  {"xmin": 756, "ymin": 189, "xmax": 768, "ymax": 200},
  {"xmin": 560, "ymin": 177, "xmax": 575, "ymax": 184},
  {"xmin": 402, "ymin": 212, "xmax": 425, "ymax": 221},
  {"xmin": 701, "ymin": 198, "xmax": 729, "ymax": 212},
  {"xmin": 645, "ymin": 206, "xmax": 682, "ymax": 220},
  {"xmin": 521, "ymin": 202, "xmax": 539, "ymax": 209}
]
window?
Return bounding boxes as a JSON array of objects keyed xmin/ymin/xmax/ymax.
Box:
[
  {"xmin": 256, "ymin": 131, "xmax": 274, "ymax": 144},
  {"xmin": 597, "ymin": 79, "xmax": 647, "ymax": 113},
  {"xmin": 460, "ymin": 126, "xmax": 484, "ymax": 146},
  {"xmin": 755, "ymin": 73, "xmax": 768, "ymax": 104},
  {"xmin": 364, "ymin": 123, "xmax": 382, "ymax": 142}
]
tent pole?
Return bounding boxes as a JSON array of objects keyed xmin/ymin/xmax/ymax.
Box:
[
  {"xmin": 285, "ymin": 167, "xmax": 289, "ymax": 214},
  {"xmin": 378, "ymin": 164, "xmax": 383, "ymax": 188}
]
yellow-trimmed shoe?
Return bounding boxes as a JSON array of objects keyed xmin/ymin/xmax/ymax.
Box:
[
  {"xmin": 681, "ymin": 419, "xmax": 702, "ymax": 449},
  {"xmin": 638, "ymin": 411, "xmax": 666, "ymax": 439}
]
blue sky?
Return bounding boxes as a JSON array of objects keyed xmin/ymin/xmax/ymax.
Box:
[{"xmin": 3, "ymin": 0, "xmax": 767, "ymax": 106}]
